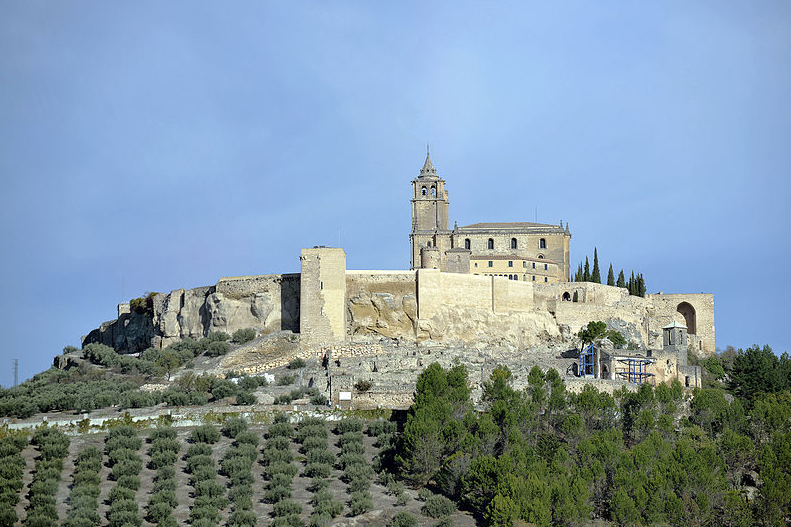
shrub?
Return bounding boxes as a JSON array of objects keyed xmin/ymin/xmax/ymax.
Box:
[
  {"xmin": 111, "ymin": 459, "xmax": 142, "ymax": 479},
  {"xmin": 148, "ymin": 451, "xmax": 177, "ymax": 470},
  {"xmin": 278, "ymin": 374, "xmax": 297, "ymax": 386},
  {"xmin": 207, "ymin": 331, "xmax": 230, "ymax": 342},
  {"xmin": 205, "ymin": 341, "xmax": 230, "ymax": 357},
  {"xmin": 238, "ymin": 375, "xmax": 265, "ymax": 391},
  {"xmin": 421, "ymin": 495, "xmax": 456, "ymax": 518},
  {"xmin": 266, "ymin": 436, "xmax": 291, "ymax": 451},
  {"xmin": 228, "ymin": 510, "xmax": 257, "ymax": 527},
  {"xmin": 434, "ymin": 518, "xmax": 453, "ymax": 527},
  {"xmin": 146, "ymin": 501, "xmax": 172, "ymax": 523},
  {"xmin": 307, "ymin": 449, "xmax": 334, "ymax": 465},
  {"xmin": 337, "ymin": 431, "xmax": 364, "ymax": 448},
  {"xmin": 309, "ymin": 476, "xmax": 329, "ymax": 492},
  {"xmin": 236, "ymin": 391, "xmax": 256, "ymax": 405},
  {"xmin": 354, "ymin": 379, "xmax": 372, "ymax": 393},
  {"xmin": 107, "ymin": 486, "xmax": 135, "ymax": 503},
  {"xmin": 149, "ymin": 427, "xmax": 177, "ymax": 442},
  {"xmin": 335, "ymin": 419, "xmax": 364, "ymax": 434},
  {"xmin": 304, "ymin": 462, "xmax": 332, "ymax": 478},
  {"xmin": 273, "ymin": 499, "xmax": 302, "ymax": 517},
  {"xmin": 417, "ymin": 488, "xmax": 432, "ymax": 501},
  {"xmin": 396, "ymin": 493, "xmax": 409, "ymax": 506},
  {"xmin": 309, "ymin": 512, "xmax": 332, "ymax": 527},
  {"xmin": 264, "ymin": 484, "xmax": 292, "ymax": 503},
  {"xmin": 313, "ymin": 498, "xmax": 343, "ymax": 518},
  {"xmin": 190, "ymin": 425, "xmax": 220, "ymax": 444},
  {"xmin": 302, "ymin": 436, "xmax": 329, "ymax": 452},
  {"xmin": 264, "ymin": 461, "xmax": 298, "ymax": 479},
  {"xmin": 389, "ymin": 512, "xmax": 418, "ymax": 527},
  {"xmin": 367, "ymin": 420, "xmax": 397, "ymax": 437},
  {"xmin": 115, "ymin": 474, "xmax": 141, "ymax": 490},
  {"xmin": 149, "ymin": 489, "xmax": 177, "ymax": 508},
  {"xmin": 268, "ymin": 422, "xmax": 293, "ymax": 439},
  {"xmin": 232, "ymin": 328, "xmax": 256, "ymax": 344},
  {"xmin": 349, "ymin": 491, "xmax": 373, "ymax": 516},
  {"xmin": 337, "ymin": 453, "xmax": 367, "ymax": 471},
  {"xmin": 221, "ymin": 417, "xmax": 248, "ymax": 438},
  {"xmin": 263, "ymin": 447, "xmax": 293, "ymax": 465},
  {"xmin": 235, "ymin": 430, "xmax": 259, "ymax": 446},
  {"xmin": 348, "ymin": 476, "xmax": 371, "ymax": 493},
  {"xmin": 287, "ymin": 358, "xmax": 306, "ymax": 369}
]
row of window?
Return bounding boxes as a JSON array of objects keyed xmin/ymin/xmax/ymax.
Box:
[
  {"xmin": 476, "ymin": 273, "xmax": 549, "ymax": 282},
  {"xmin": 475, "ymin": 261, "xmax": 549, "ymax": 270},
  {"xmin": 464, "ymin": 237, "xmax": 547, "ymax": 250}
]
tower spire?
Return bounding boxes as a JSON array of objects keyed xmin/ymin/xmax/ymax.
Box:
[{"xmin": 420, "ymin": 144, "xmax": 436, "ymax": 176}]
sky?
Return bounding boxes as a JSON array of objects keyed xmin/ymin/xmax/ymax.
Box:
[{"xmin": 1, "ymin": 1, "xmax": 790, "ymax": 385}]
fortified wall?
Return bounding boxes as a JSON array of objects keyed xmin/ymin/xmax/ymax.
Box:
[{"xmin": 84, "ymin": 247, "xmax": 714, "ymax": 357}]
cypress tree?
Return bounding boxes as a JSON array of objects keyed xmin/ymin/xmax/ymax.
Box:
[
  {"xmin": 628, "ymin": 271, "xmax": 636, "ymax": 296},
  {"xmin": 638, "ymin": 273, "xmax": 646, "ymax": 297},
  {"xmin": 591, "ymin": 248, "xmax": 601, "ymax": 284},
  {"xmin": 574, "ymin": 262, "xmax": 583, "ymax": 282},
  {"xmin": 572, "ymin": 291, "xmax": 578, "ymax": 302},
  {"xmin": 607, "ymin": 264, "xmax": 615, "ymax": 286},
  {"xmin": 583, "ymin": 257, "xmax": 591, "ymax": 282},
  {"xmin": 617, "ymin": 270, "xmax": 625, "ymax": 288}
]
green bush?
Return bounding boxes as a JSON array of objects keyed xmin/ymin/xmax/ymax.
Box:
[
  {"xmin": 307, "ymin": 449, "xmax": 334, "ymax": 465},
  {"xmin": 236, "ymin": 391, "xmax": 257, "ymax": 405},
  {"xmin": 268, "ymin": 422, "xmax": 293, "ymax": 439},
  {"xmin": 234, "ymin": 430, "xmax": 259, "ymax": 446},
  {"xmin": 115, "ymin": 474, "xmax": 141, "ymax": 490},
  {"xmin": 349, "ymin": 491, "xmax": 373, "ymax": 516},
  {"xmin": 303, "ymin": 462, "xmax": 332, "ymax": 478},
  {"xmin": 313, "ymin": 497, "xmax": 343, "ymax": 518},
  {"xmin": 273, "ymin": 499, "xmax": 302, "ymax": 517},
  {"xmin": 107, "ymin": 485, "xmax": 135, "ymax": 503},
  {"xmin": 205, "ymin": 341, "xmax": 230, "ymax": 357},
  {"xmin": 222, "ymin": 417, "xmax": 248, "ymax": 438},
  {"xmin": 434, "ymin": 518, "xmax": 453, "ymax": 527},
  {"xmin": 367, "ymin": 420, "xmax": 397, "ymax": 437},
  {"xmin": 264, "ymin": 484, "xmax": 292, "ymax": 503},
  {"xmin": 335, "ymin": 419, "xmax": 364, "ymax": 434},
  {"xmin": 301, "ymin": 435, "xmax": 329, "ymax": 452},
  {"xmin": 207, "ymin": 331, "xmax": 230, "ymax": 342},
  {"xmin": 266, "ymin": 436, "xmax": 291, "ymax": 451},
  {"xmin": 337, "ymin": 431, "xmax": 364, "ymax": 447},
  {"xmin": 417, "ymin": 488, "xmax": 432, "ymax": 501},
  {"xmin": 389, "ymin": 512, "xmax": 418, "ymax": 527},
  {"xmin": 278, "ymin": 374, "xmax": 297, "ymax": 386},
  {"xmin": 337, "ymin": 453, "xmax": 367, "ymax": 471},
  {"xmin": 308, "ymin": 477, "xmax": 329, "ymax": 492},
  {"xmin": 232, "ymin": 328, "xmax": 256, "ymax": 344},
  {"xmin": 149, "ymin": 489, "xmax": 177, "ymax": 508},
  {"xmin": 421, "ymin": 495, "xmax": 456, "ymax": 518},
  {"xmin": 354, "ymin": 379, "xmax": 372, "ymax": 393},
  {"xmin": 263, "ymin": 447, "xmax": 293, "ymax": 465},
  {"xmin": 190, "ymin": 425, "xmax": 220, "ymax": 444},
  {"xmin": 287, "ymin": 358, "xmax": 306, "ymax": 369},
  {"xmin": 228, "ymin": 510, "xmax": 257, "ymax": 527},
  {"xmin": 264, "ymin": 461, "xmax": 298, "ymax": 479},
  {"xmin": 310, "ymin": 393, "xmax": 328, "ymax": 405}
]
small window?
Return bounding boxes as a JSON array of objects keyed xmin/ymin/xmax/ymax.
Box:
[
  {"xmin": 532, "ymin": 262, "xmax": 536, "ymax": 269},
  {"xmin": 532, "ymin": 275, "xmax": 536, "ymax": 281},
  {"xmin": 538, "ymin": 254, "xmax": 544, "ymax": 259},
  {"xmin": 511, "ymin": 238, "xmax": 517, "ymax": 249},
  {"xmin": 320, "ymin": 281, "xmax": 323, "ymax": 290},
  {"xmin": 464, "ymin": 238, "xmax": 471, "ymax": 250},
  {"xmin": 544, "ymin": 264, "xmax": 548, "ymax": 270},
  {"xmin": 544, "ymin": 277, "xmax": 548, "ymax": 282},
  {"xmin": 421, "ymin": 186, "xmax": 427, "ymax": 196},
  {"xmin": 488, "ymin": 261, "xmax": 493, "ymax": 267},
  {"xmin": 522, "ymin": 261, "xmax": 526, "ymax": 268},
  {"xmin": 431, "ymin": 186, "xmax": 437, "ymax": 197},
  {"xmin": 488, "ymin": 238, "xmax": 494, "ymax": 250},
  {"xmin": 539, "ymin": 238, "xmax": 546, "ymax": 249},
  {"xmin": 474, "ymin": 263, "xmax": 478, "ymax": 267},
  {"xmin": 685, "ymin": 376, "xmax": 690, "ymax": 387},
  {"xmin": 508, "ymin": 261, "xmax": 513, "ymax": 267},
  {"xmin": 523, "ymin": 276, "xmax": 526, "ymax": 281}
]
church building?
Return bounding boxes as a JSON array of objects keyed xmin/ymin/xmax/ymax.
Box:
[{"xmin": 410, "ymin": 149, "xmax": 571, "ymax": 283}]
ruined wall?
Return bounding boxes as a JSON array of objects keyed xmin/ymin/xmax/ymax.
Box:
[
  {"xmin": 647, "ymin": 293, "xmax": 715, "ymax": 355},
  {"xmin": 346, "ymin": 271, "xmax": 417, "ymax": 339},
  {"xmin": 300, "ymin": 248, "xmax": 346, "ymax": 346},
  {"xmin": 84, "ymin": 274, "xmax": 300, "ymax": 351}
]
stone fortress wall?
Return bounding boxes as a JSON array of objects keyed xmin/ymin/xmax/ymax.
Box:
[{"xmin": 84, "ymin": 249, "xmax": 714, "ymax": 358}]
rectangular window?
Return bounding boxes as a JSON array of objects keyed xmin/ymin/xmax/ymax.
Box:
[
  {"xmin": 508, "ymin": 261, "xmax": 513, "ymax": 267},
  {"xmin": 544, "ymin": 277, "xmax": 548, "ymax": 282},
  {"xmin": 544, "ymin": 264, "xmax": 548, "ymax": 270},
  {"xmin": 488, "ymin": 261, "xmax": 493, "ymax": 267},
  {"xmin": 522, "ymin": 261, "xmax": 527, "ymax": 268},
  {"xmin": 532, "ymin": 262, "xmax": 536, "ymax": 269},
  {"xmin": 532, "ymin": 275, "xmax": 536, "ymax": 281},
  {"xmin": 474, "ymin": 263, "xmax": 478, "ymax": 267}
]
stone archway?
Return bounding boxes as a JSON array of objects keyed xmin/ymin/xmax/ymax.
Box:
[
  {"xmin": 677, "ymin": 302, "xmax": 696, "ymax": 335},
  {"xmin": 562, "ymin": 292, "xmax": 571, "ymax": 302}
]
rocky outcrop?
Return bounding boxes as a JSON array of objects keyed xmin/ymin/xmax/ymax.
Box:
[{"xmin": 83, "ymin": 274, "xmax": 301, "ymax": 352}]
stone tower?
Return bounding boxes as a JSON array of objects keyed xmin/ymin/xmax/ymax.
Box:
[
  {"xmin": 299, "ymin": 247, "xmax": 346, "ymax": 346},
  {"xmin": 410, "ymin": 147, "xmax": 451, "ymax": 270}
]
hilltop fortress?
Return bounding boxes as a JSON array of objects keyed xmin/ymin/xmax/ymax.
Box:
[{"xmin": 84, "ymin": 152, "xmax": 714, "ymax": 397}]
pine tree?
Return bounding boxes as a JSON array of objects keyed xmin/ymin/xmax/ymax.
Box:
[
  {"xmin": 583, "ymin": 257, "xmax": 591, "ymax": 282},
  {"xmin": 591, "ymin": 248, "xmax": 601, "ymax": 284},
  {"xmin": 607, "ymin": 264, "xmax": 615, "ymax": 286},
  {"xmin": 616, "ymin": 270, "xmax": 625, "ymax": 288}
]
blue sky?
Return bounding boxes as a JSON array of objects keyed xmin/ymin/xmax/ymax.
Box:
[{"xmin": 1, "ymin": 1, "xmax": 789, "ymax": 385}]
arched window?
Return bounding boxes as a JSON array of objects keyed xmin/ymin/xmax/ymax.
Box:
[
  {"xmin": 421, "ymin": 186, "xmax": 427, "ymax": 196},
  {"xmin": 430, "ymin": 186, "xmax": 437, "ymax": 197},
  {"xmin": 511, "ymin": 238, "xmax": 517, "ymax": 249},
  {"xmin": 464, "ymin": 239, "xmax": 471, "ymax": 250},
  {"xmin": 538, "ymin": 254, "xmax": 544, "ymax": 259},
  {"xmin": 488, "ymin": 238, "xmax": 494, "ymax": 250},
  {"xmin": 562, "ymin": 292, "xmax": 571, "ymax": 301},
  {"xmin": 539, "ymin": 238, "xmax": 546, "ymax": 249}
]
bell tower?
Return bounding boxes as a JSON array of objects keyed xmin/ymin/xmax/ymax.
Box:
[{"xmin": 410, "ymin": 146, "xmax": 450, "ymax": 270}]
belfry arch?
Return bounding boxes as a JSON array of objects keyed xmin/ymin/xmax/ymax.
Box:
[{"xmin": 677, "ymin": 302, "xmax": 696, "ymax": 335}]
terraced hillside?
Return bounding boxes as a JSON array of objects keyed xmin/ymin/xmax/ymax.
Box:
[{"xmin": 2, "ymin": 417, "xmax": 474, "ymax": 527}]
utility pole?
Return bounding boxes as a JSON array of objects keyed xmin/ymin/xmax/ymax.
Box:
[{"xmin": 12, "ymin": 358, "xmax": 18, "ymax": 387}]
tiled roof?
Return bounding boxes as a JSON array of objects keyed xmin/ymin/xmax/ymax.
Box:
[{"xmin": 459, "ymin": 222, "xmax": 562, "ymax": 230}]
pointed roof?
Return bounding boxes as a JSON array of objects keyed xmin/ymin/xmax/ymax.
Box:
[
  {"xmin": 663, "ymin": 321, "xmax": 687, "ymax": 330},
  {"xmin": 419, "ymin": 143, "xmax": 437, "ymax": 177}
]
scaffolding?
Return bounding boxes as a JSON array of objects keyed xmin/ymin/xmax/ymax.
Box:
[
  {"xmin": 579, "ymin": 344, "xmax": 596, "ymax": 378},
  {"xmin": 615, "ymin": 357, "xmax": 656, "ymax": 384}
]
